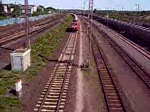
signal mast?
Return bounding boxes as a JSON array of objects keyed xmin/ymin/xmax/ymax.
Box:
[
  {"xmin": 87, "ymin": 0, "xmax": 93, "ymax": 67},
  {"xmin": 25, "ymin": 0, "xmax": 30, "ymax": 48}
]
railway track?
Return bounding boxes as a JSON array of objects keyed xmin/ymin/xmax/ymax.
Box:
[
  {"xmin": 0, "ymin": 16, "xmax": 63, "ymax": 70},
  {"xmin": 81, "ymin": 16, "xmax": 150, "ymax": 88},
  {"xmin": 91, "ymin": 33, "xmax": 126, "ymax": 112},
  {"xmin": 0, "ymin": 15, "xmax": 60, "ymax": 37},
  {"xmin": 0, "ymin": 17, "xmax": 62, "ymax": 46},
  {"xmin": 80, "ymin": 16, "xmax": 126, "ymax": 112},
  {"xmin": 81, "ymin": 15, "xmax": 150, "ymax": 111},
  {"xmin": 95, "ymin": 20, "xmax": 150, "ymax": 58},
  {"xmin": 34, "ymin": 33, "xmax": 78, "ymax": 112},
  {"xmin": 91, "ymin": 20, "xmax": 150, "ymax": 90}
]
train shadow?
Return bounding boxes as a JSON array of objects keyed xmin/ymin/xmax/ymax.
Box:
[
  {"xmin": 3, "ymin": 64, "xmax": 11, "ymax": 71},
  {"xmin": 66, "ymin": 28, "xmax": 72, "ymax": 32},
  {"xmin": 0, "ymin": 46, "xmax": 15, "ymax": 51},
  {"xmin": 9, "ymin": 89, "xmax": 17, "ymax": 96},
  {"xmin": 38, "ymin": 54, "xmax": 79, "ymax": 68},
  {"xmin": 66, "ymin": 28, "xmax": 77, "ymax": 33}
]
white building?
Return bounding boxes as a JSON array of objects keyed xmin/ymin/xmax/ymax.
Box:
[
  {"xmin": 20, "ymin": 5, "xmax": 37, "ymax": 15},
  {"xmin": 3, "ymin": 4, "xmax": 8, "ymax": 13},
  {"xmin": 0, "ymin": 4, "xmax": 38, "ymax": 15},
  {"xmin": 32, "ymin": 5, "xmax": 37, "ymax": 12}
]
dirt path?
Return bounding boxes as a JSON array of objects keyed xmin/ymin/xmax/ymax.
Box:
[
  {"xmin": 64, "ymin": 17, "xmax": 106, "ymax": 112},
  {"xmin": 73, "ymin": 19, "xmax": 106, "ymax": 112},
  {"xmin": 74, "ymin": 24, "xmax": 84, "ymax": 112}
]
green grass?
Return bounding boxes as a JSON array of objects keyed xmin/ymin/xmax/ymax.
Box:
[
  {"xmin": 0, "ymin": 71, "xmax": 21, "ymax": 95},
  {"xmin": 0, "ymin": 97, "xmax": 20, "ymax": 112},
  {"xmin": 0, "ymin": 16, "xmax": 7, "ymax": 20},
  {"xmin": 0, "ymin": 14, "xmax": 73, "ymax": 112}
]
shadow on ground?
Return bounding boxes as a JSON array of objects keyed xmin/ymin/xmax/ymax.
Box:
[
  {"xmin": 66, "ymin": 28, "xmax": 77, "ymax": 33},
  {"xmin": 9, "ymin": 89, "xmax": 17, "ymax": 96},
  {"xmin": 3, "ymin": 64, "xmax": 11, "ymax": 71}
]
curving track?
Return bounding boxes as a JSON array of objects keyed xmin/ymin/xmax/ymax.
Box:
[
  {"xmin": 80, "ymin": 17, "xmax": 126, "ymax": 112},
  {"xmin": 91, "ymin": 20, "xmax": 150, "ymax": 89},
  {"xmin": 0, "ymin": 15, "xmax": 60, "ymax": 38},
  {"xmin": 0, "ymin": 16, "xmax": 63, "ymax": 46},
  {"xmin": 0, "ymin": 15, "xmax": 64, "ymax": 70},
  {"xmin": 91, "ymin": 34, "xmax": 126, "ymax": 112},
  {"xmin": 34, "ymin": 33, "xmax": 78, "ymax": 112},
  {"xmin": 80, "ymin": 15, "xmax": 150, "ymax": 112}
]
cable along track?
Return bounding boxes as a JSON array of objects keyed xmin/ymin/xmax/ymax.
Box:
[{"xmin": 34, "ymin": 33, "xmax": 77, "ymax": 112}]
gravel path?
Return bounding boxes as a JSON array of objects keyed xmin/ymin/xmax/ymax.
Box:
[{"xmin": 74, "ymin": 24, "xmax": 84, "ymax": 112}]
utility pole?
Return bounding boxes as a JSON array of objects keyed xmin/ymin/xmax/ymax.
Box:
[
  {"xmin": 106, "ymin": 13, "xmax": 109, "ymax": 26},
  {"xmin": 87, "ymin": 0, "xmax": 93, "ymax": 68},
  {"xmin": 135, "ymin": 4, "xmax": 140, "ymax": 11},
  {"xmin": 0, "ymin": 0, "xmax": 2, "ymax": 4},
  {"xmin": 135, "ymin": 4, "xmax": 140, "ymax": 23},
  {"xmin": 83, "ymin": 0, "xmax": 86, "ymax": 15},
  {"xmin": 87, "ymin": 0, "xmax": 94, "ymax": 36},
  {"xmin": 15, "ymin": 2, "xmax": 17, "ymax": 23},
  {"xmin": 25, "ymin": 0, "xmax": 30, "ymax": 48}
]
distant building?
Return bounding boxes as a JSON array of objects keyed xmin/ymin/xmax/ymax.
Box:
[
  {"xmin": 0, "ymin": 4, "xmax": 8, "ymax": 14},
  {"xmin": 0, "ymin": 4, "xmax": 15, "ymax": 15},
  {"xmin": 0, "ymin": 4, "xmax": 37, "ymax": 16},
  {"xmin": 20, "ymin": 5, "xmax": 37, "ymax": 15},
  {"xmin": 48, "ymin": 10, "xmax": 52, "ymax": 14}
]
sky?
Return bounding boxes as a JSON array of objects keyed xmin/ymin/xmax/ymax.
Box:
[{"xmin": 3, "ymin": 0, "xmax": 150, "ymax": 10}]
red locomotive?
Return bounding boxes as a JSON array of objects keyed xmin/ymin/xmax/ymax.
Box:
[
  {"xmin": 71, "ymin": 21, "xmax": 79, "ymax": 31},
  {"xmin": 71, "ymin": 14, "xmax": 80, "ymax": 31}
]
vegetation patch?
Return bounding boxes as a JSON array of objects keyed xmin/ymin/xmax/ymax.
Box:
[
  {"xmin": 0, "ymin": 16, "xmax": 7, "ymax": 20},
  {"xmin": 0, "ymin": 97, "xmax": 20, "ymax": 112},
  {"xmin": 95, "ymin": 11, "xmax": 150, "ymax": 23},
  {"xmin": 0, "ymin": 14, "xmax": 73, "ymax": 112},
  {"xmin": 32, "ymin": 6, "xmax": 56, "ymax": 16}
]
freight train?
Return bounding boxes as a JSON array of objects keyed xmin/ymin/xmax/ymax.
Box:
[{"xmin": 81, "ymin": 13, "xmax": 150, "ymax": 43}]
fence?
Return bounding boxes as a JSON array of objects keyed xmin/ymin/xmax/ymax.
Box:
[{"xmin": 0, "ymin": 14, "xmax": 52, "ymax": 26}]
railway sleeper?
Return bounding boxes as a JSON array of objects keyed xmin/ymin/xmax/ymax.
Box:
[
  {"xmin": 108, "ymin": 99, "xmax": 122, "ymax": 104},
  {"xmin": 105, "ymin": 90, "xmax": 117, "ymax": 93},
  {"xmin": 109, "ymin": 108, "xmax": 124, "ymax": 112},
  {"xmin": 106, "ymin": 92, "xmax": 118, "ymax": 96},
  {"xmin": 105, "ymin": 87, "xmax": 115, "ymax": 90},
  {"xmin": 41, "ymin": 105, "xmax": 64, "ymax": 109}
]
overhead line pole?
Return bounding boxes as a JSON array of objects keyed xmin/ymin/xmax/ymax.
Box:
[
  {"xmin": 25, "ymin": 0, "xmax": 30, "ymax": 48},
  {"xmin": 87, "ymin": 0, "xmax": 93, "ymax": 68},
  {"xmin": 83, "ymin": 0, "xmax": 86, "ymax": 15},
  {"xmin": 135, "ymin": 4, "xmax": 140, "ymax": 11}
]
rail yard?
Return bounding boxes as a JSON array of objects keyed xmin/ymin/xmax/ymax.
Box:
[{"xmin": 0, "ymin": 1, "xmax": 150, "ymax": 112}]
